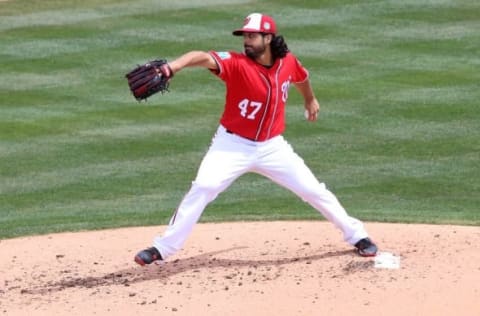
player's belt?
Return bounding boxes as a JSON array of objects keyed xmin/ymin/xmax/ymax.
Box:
[{"xmin": 226, "ymin": 129, "xmax": 257, "ymax": 142}]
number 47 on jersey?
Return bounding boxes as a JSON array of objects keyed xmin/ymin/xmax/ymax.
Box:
[{"xmin": 238, "ymin": 98, "xmax": 262, "ymax": 120}]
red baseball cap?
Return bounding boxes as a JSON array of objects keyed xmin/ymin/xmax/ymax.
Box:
[{"xmin": 232, "ymin": 13, "xmax": 277, "ymax": 36}]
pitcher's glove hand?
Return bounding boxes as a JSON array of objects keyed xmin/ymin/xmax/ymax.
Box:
[{"xmin": 125, "ymin": 59, "xmax": 173, "ymax": 101}]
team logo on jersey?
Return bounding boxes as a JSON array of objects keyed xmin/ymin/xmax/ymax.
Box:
[
  {"xmin": 217, "ymin": 52, "xmax": 231, "ymax": 60},
  {"xmin": 281, "ymin": 77, "xmax": 292, "ymax": 102}
]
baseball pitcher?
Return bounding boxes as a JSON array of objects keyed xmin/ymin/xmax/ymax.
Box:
[{"xmin": 126, "ymin": 13, "xmax": 378, "ymax": 266}]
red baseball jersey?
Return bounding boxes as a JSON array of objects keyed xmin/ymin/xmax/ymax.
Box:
[{"xmin": 209, "ymin": 51, "xmax": 309, "ymax": 141}]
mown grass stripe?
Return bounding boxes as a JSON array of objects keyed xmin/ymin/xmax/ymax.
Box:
[{"xmin": 0, "ymin": 0, "xmax": 252, "ymax": 30}]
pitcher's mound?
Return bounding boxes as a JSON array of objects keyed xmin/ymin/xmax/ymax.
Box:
[{"xmin": 1, "ymin": 221, "xmax": 479, "ymax": 315}]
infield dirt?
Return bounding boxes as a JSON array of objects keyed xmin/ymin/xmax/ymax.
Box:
[{"xmin": 1, "ymin": 221, "xmax": 479, "ymax": 316}]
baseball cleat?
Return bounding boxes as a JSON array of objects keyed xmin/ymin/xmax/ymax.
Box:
[
  {"xmin": 354, "ymin": 238, "xmax": 378, "ymax": 257},
  {"xmin": 134, "ymin": 247, "xmax": 162, "ymax": 266}
]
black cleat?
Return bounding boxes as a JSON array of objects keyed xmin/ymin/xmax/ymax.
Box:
[
  {"xmin": 354, "ymin": 238, "xmax": 378, "ymax": 257},
  {"xmin": 134, "ymin": 247, "xmax": 162, "ymax": 266}
]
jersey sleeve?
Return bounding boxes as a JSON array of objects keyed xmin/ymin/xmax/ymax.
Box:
[
  {"xmin": 208, "ymin": 51, "xmax": 237, "ymax": 82},
  {"xmin": 289, "ymin": 54, "xmax": 309, "ymax": 83}
]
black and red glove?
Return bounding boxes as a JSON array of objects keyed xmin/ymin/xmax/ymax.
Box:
[{"xmin": 125, "ymin": 59, "xmax": 173, "ymax": 101}]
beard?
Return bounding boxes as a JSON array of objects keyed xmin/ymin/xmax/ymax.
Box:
[{"xmin": 244, "ymin": 43, "xmax": 266, "ymax": 59}]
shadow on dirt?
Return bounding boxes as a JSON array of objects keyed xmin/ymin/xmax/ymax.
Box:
[{"xmin": 21, "ymin": 247, "xmax": 356, "ymax": 295}]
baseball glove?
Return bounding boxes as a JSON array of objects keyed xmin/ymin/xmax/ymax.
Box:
[{"xmin": 125, "ymin": 59, "xmax": 173, "ymax": 101}]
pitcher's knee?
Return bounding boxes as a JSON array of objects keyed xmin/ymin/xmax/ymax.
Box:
[
  {"xmin": 190, "ymin": 180, "xmax": 225, "ymax": 201},
  {"xmin": 297, "ymin": 182, "xmax": 329, "ymax": 201}
]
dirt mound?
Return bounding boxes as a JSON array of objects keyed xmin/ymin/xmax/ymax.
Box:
[{"xmin": 1, "ymin": 221, "xmax": 479, "ymax": 315}]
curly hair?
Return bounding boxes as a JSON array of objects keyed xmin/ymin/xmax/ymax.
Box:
[{"xmin": 270, "ymin": 35, "xmax": 289, "ymax": 59}]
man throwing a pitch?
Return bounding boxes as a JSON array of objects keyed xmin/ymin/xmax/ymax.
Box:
[{"xmin": 134, "ymin": 13, "xmax": 378, "ymax": 266}]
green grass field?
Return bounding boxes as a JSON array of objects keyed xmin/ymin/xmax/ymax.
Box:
[{"xmin": 1, "ymin": 0, "xmax": 479, "ymax": 239}]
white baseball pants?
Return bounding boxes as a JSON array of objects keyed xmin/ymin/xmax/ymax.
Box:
[{"xmin": 154, "ymin": 125, "xmax": 369, "ymax": 259}]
